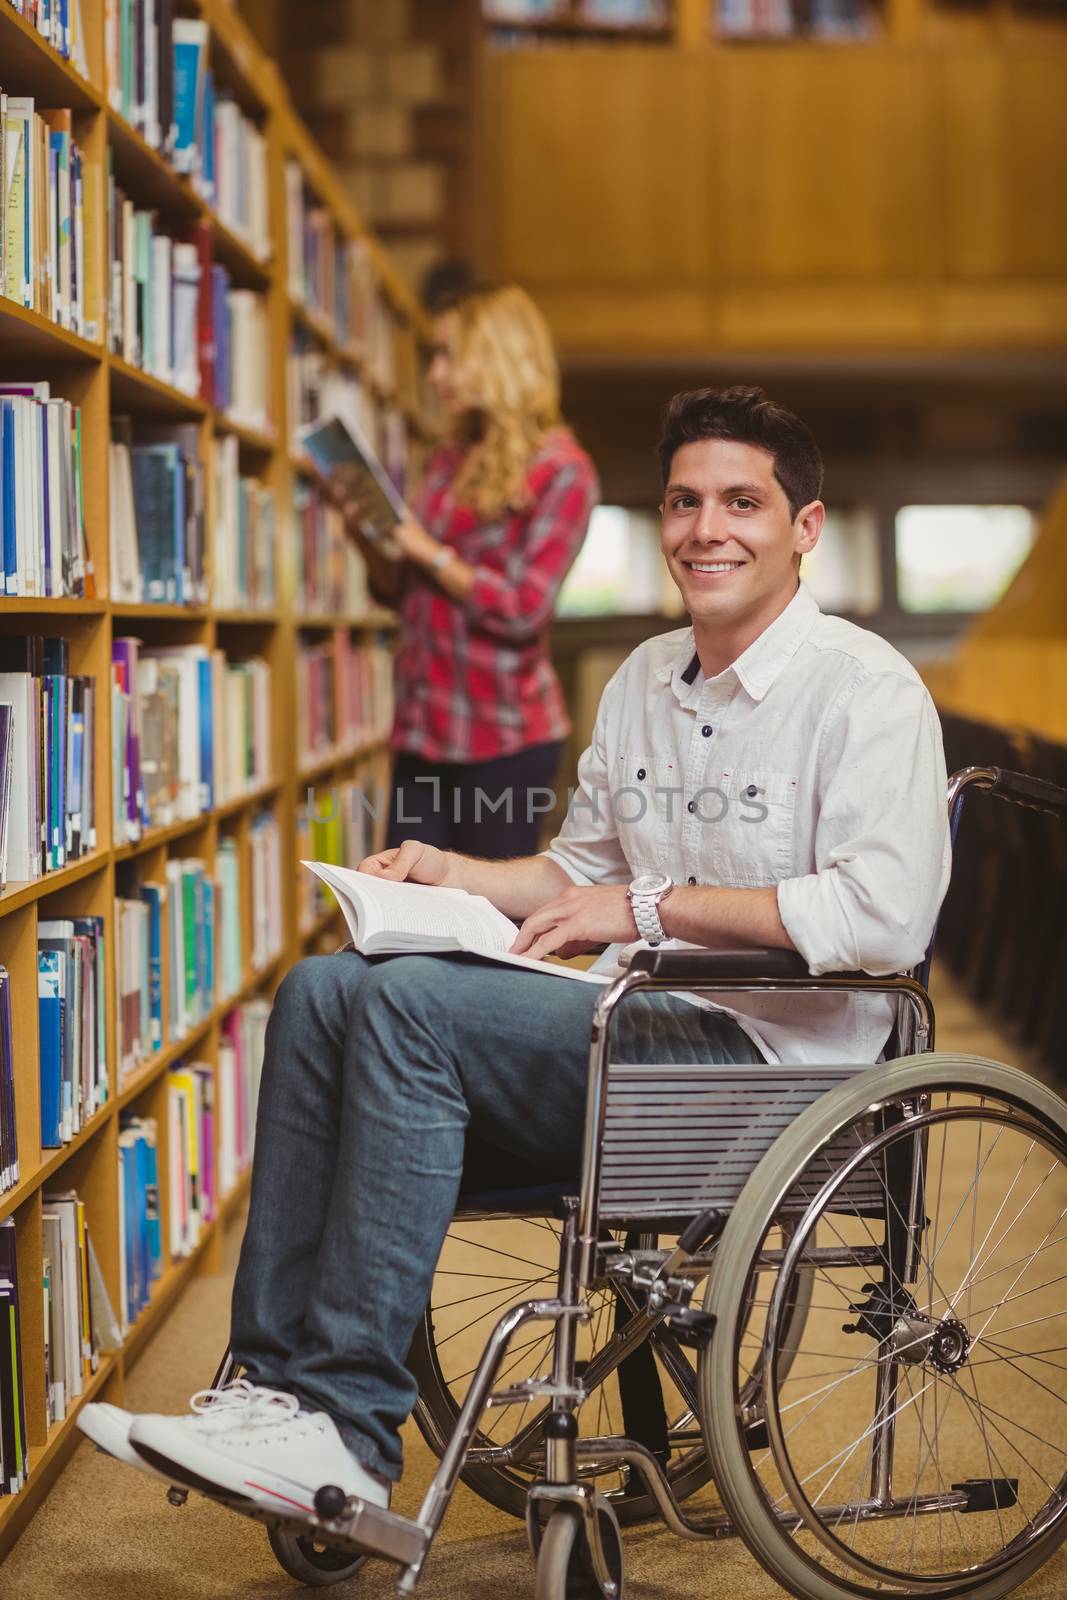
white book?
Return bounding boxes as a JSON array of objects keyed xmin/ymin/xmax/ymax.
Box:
[
  {"xmin": 0, "ymin": 674, "xmax": 39, "ymax": 881},
  {"xmin": 41, "ymin": 1212, "xmax": 66, "ymax": 1420},
  {"xmin": 151, "ymin": 232, "xmax": 172, "ymax": 381},
  {"xmin": 302, "ymin": 863, "xmax": 608, "ymax": 985}
]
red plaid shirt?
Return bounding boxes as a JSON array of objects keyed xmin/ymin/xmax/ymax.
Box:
[{"xmin": 391, "ymin": 429, "xmax": 598, "ymax": 763}]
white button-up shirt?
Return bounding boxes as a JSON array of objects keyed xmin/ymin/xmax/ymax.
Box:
[{"xmin": 543, "ymin": 584, "xmax": 951, "ymax": 1065}]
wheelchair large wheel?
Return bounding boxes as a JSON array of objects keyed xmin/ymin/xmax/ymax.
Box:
[
  {"xmin": 701, "ymin": 1054, "xmax": 1067, "ymax": 1600},
  {"xmin": 408, "ymin": 1216, "xmax": 717, "ymax": 1524}
]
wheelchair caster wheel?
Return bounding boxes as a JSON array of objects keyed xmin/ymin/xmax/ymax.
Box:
[
  {"xmin": 534, "ymin": 1505, "xmax": 624, "ymax": 1600},
  {"xmin": 267, "ymin": 1526, "xmax": 371, "ymax": 1587}
]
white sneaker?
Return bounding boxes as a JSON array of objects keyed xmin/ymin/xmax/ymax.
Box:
[
  {"xmin": 78, "ymin": 1402, "xmax": 175, "ymax": 1484},
  {"xmin": 127, "ymin": 1382, "xmax": 391, "ymax": 1521}
]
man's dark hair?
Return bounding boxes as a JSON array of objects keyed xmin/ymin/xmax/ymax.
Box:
[
  {"xmin": 657, "ymin": 385, "xmax": 824, "ymax": 520},
  {"xmin": 420, "ymin": 259, "xmax": 477, "ymax": 315}
]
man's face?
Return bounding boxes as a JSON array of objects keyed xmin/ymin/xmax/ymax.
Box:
[{"xmin": 660, "ymin": 438, "xmax": 821, "ymax": 628}]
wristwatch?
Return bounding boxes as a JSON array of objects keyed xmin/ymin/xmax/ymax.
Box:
[
  {"xmin": 428, "ymin": 544, "xmax": 455, "ymax": 573},
  {"xmin": 627, "ymin": 872, "xmax": 674, "ymax": 946}
]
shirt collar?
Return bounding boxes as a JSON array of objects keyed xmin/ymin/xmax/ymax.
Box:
[{"xmin": 656, "ymin": 583, "xmax": 821, "ymax": 703}]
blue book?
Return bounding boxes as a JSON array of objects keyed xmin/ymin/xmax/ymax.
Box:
[
  {"xmin": 143, "ymin": 1132, "xmax": 161, "ymax": 1277},
  {"xmin": 201, "ymin": 70, "xmax": 216, "ymax": 202},
  {"xmin": 201, "ymin": 876, "xmax": 214, "ymax": 1009},
  {"xmin": 172, "ymin": 446, "xmax": 186, "ymax": 605},
  {"xmin": 172, "ymin": 23, "xmax": 207, "ymax": 176},
  {"xmin": 139, "ymin": 883, "xmax": 163, "ymax": 1048},
  {"xmin": 133, "ymin": 1135, "xmax": 151, "ymax": 1313},
  {"xmin": 38, "ymin": 950, "xmax": 64, "ymax": 1148},
  {"xmin": 196, "ymin": 652, "xmax": 213, "ymax": 810},
  {"xmin": 120, "ymin": 1140, "xmax": 140, "ymax": 1323},
  {"xmin": 0, "ymin": 402, "xmax": 13, "ymax": 596}
]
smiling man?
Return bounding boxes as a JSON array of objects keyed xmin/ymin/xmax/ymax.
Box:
[{"xmin": 79, "ymin": 386, "xmax": 951, "ymax": 1539}]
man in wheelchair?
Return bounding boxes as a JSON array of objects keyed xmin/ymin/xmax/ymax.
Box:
[{"xmin": 79, "ymin": 386, "xmax": 952, "ymax": 1539}]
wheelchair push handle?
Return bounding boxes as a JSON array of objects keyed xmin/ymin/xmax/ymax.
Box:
[{"xmin": 987, "ymin": 766, "xmax": 1067, "ymax": 819}]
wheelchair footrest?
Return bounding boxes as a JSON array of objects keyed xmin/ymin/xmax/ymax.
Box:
[
  {"xmin": 952, "ymin": 1478, "xmax": 1019, "ymax": 1514},
  {"xmin": 488, "ymin": 1377, "xmax": 587, "ymax": 1408}
]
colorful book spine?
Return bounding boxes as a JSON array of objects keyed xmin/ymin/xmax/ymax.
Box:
[
  {"xmin": 217, "ymin": 999, "xmax": 269, "ymax": 1196},
  {"xmin": 38, "ymin": 916, "xmax": 108, "ymax": 1148},
  {"xmin": 0, "ymin": 387, "xmax": 90, "ymax": 599},
  {"xmin": 116, "ymin": 1118, "xmax": 162, "ymax": 1331}
]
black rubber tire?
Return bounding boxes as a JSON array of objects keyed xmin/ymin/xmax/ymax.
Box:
[
  {"xmin": 266, "ymin": 1525, "xmax": 372, "ymax": 1587},
  {"xmin": 533, "ymin": 1505, "xmax": 624, "ymax": 1600}
]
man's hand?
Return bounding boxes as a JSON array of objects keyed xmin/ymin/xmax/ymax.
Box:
[
  {"xmin": 358, "ymin": 840, "xmax": 455, "ymax": 887},
  {"xmin": 510, "ymin": 884, "xmax": 638, "ymax": 962}
]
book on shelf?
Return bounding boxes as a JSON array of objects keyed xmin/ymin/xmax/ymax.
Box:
[
  {"xmin": 0, "ymin": 1218, "xmax": 28, "ymax": 1496},
  {"xmin": 104, "ymin": 0, "xmax": 175, "ymax": 153},
  {"xmin": 211, "ymin": 265, "xmax": 271, "ymax": 432},
  {"xmin": 0, "ymin": 382, "xmax": 91, "ymax": 599},
  {"xmin": 38, "ymin": 915, "xmax": 108, "ymax": 1149},
  {"xmin": 40, "ymin": 1189, "xmax": 113, "ymax": 1422},
  {"xmin": 297, "ymin": 770, "xmax": 381, "ymax": 931},
  {"xmin": 294, "ymin": 479, "xmax": 368, "ymax": 617},
  {"xmin": 107, "ymin": 167, "xmax": 203, "ymax": 394},
  {"xmin": 215, "ymin": 835, "xmax": 242, "ymax": 1002},
  {"xmin": 212, "ymin": 435, "xmax": 276, "ymax": 611},
  {"xmin": 167, "ymin": 1060, "xmax": 214, "ymax": 1258},
  {"xmin": 6, "ymin": 0, "xmax": 91, "ymax": 75},
  {"xmin": 112, "ymin": 641, "xmax": 273, "ymax": 844},
  {"xmin": 117, "ymin": 1116, "xmax": 162, "ymax": 1333},
  {"xmin": 0, "ymin": 970, "xmax": 17, "ymax": 1193},
  {"xmin": 0, "ymin": 634, "xmax": 96, "ymax": 881},
  {"xmin": 171, "ymin": 19, "xmax": 270, "ymax": 258},
  {"xmin": 108, "ymin": 418, "xmax": 207, "ymax": 607},
  {"xmin": 714, "ymin": 0, "xmax": 875, "ymax": 37},
  {"xmin": 249, "ymin": 810, "xmax": 282, "ymax": 970},
  {"xmin": 115, "ymin": 879, "xmax": 165, "ymax": 1085},
  {"xmin": 0, "ymin": 94, "xmax": 99, "ymax": 339},
  {"xmin": 296, "ymin": 631, "xmax": 393, "ymax": 765},
  {"xmin": 218, "ymin": 999, "xmax": 268, "ymax": 1197},
  {"xmin": 165, "ymin": 858, "xmax": 215, "ymax": 1040},
  {"xmin": 304, "ymin": 862, "xmax": 608, "ymax": 984}
]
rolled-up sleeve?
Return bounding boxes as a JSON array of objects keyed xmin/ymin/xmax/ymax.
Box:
[
  {"xmin": 542, "ymin": 679, "xmax": 631, "ymax": 887},
  {"xmin": 465, "ymin": 456, "xmax": 598, "ymax": 644},
  {"xmin": 776, "ymin": 673, "xmax": 951, "ymax": 976}
]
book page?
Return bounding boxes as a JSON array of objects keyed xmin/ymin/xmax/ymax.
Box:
[{"xmin": 304, "ymin": 862, "xmax": 520, "ymax": 952}]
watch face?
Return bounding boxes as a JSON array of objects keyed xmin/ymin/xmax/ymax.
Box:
[{"xmin": 631, "ymin": 872, "xmax": 671, "ymax": 895}]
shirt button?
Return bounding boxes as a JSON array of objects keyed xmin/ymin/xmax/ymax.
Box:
[
  {"xmin": 746, "ymin": 784, "xmax": 759, "ymax": 797},
  {"xmin": 701, "ymin": 724, "xmax": 713, "ymax": 737},
  {"xmin": 687, "ymin": 800, "xmax": 695, "ymax": 814},
  {"xmin": 687, "ymin": 875, "xmax": 697, "ymax": 885},
  {"xmin": 636, "ymin": 767, "xmax": 646, "ymax": 781}
]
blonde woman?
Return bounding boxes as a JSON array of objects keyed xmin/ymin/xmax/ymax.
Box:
[{"xmin": 353, "ymin": 283, "xmax": 599, "ymax": 856}]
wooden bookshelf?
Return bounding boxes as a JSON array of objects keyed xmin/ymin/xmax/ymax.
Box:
[{"xmin": 0, "ymin": 0, "xmax": 428, "ymax": 1555}]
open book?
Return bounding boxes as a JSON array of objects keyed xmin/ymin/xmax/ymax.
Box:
[
  {"xmin": 296, "ymin": 413, "xmax": 408, "ymax": 556},
  {"xmin": 303, "ymin": 862, "xmax": 609, "ymax": 984}
]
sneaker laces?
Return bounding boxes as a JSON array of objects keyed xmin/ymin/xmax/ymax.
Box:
[{"xmin": 188, "ymin": 1379, "xmax": 302, "ymax": 1426}]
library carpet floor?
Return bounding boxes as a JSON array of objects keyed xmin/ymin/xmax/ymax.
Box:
[{"xmin": 4, "ymin": 971, "xmax": 1066, "ymax": 1600}]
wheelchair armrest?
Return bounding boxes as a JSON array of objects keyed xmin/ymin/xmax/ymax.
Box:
[{"xmin": 627, "ymin": 947, "xmax": 818, "ymax": 981}]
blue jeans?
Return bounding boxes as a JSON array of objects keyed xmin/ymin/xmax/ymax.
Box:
[{"xmin": 230, "ymin": 952, "xmax": 764, "ymax": 1480}]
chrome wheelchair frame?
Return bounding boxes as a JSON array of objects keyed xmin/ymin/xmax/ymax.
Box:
[{"xmin": 185, "ymin": 765, "xmax": 1067, "ymax": 1600}]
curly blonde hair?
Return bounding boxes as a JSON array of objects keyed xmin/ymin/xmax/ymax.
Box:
[{"xmin": 445, "ymin": 285, "xmax": 564, "ymax": 519}]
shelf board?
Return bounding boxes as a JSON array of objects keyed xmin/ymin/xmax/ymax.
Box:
[
  {"xmin": 289, "ymin": 295, "xmax": 340, "ymax": 352},
  {"xmin": 112, "ymin": 811, "xmax": 212, "ymax": 865},
  {"xmin": 215, "ymin": 778, "xmax": 282, "ymax": 819},
  {"xmin": 106, "ymin": 109, "xmax": 202, "ymax": 224},
  {"xmin": 0, "ymin": 294, "xmax": 102, "ymax": 364},
  {"xmin": 115, "ymin": 955, "xmax": 285, "ymax": 1112},
  {"xmin": 0, "ymin": 847, "xmax": 110, "ymax": 920},
  {"xmin": 0, "ymin": 597, "xmax": 106, "ymax": 616},
  {"xmin": 296, "ymin": 609, "xmax": 399, "ymax": 631},
  {"xmin": 0, "ymin": 1098, "xmax": 113, "ymax": 1225},
  {"xmin": 214, "ymin": 412, "xmax": 277, "ymax": 456},
  {"xmin": 211, "ymin": 214, "xmax": 274, "ymax": 291},
  {"xmin": 108, "ymin": 355, "xmax": 209, "ymax": 420},
  {"xmin": 298, "ymin": 736, "xmax": 388, "ymax": 784},
  {"xmin": 110, "ymin": 601, "xmax": 210, "ymax": 621},
  {"xmin": 212, "ymin": 606, "xmax": 280, "ymax": 625},
  {"xmin": 0, "ymin": 1353, "xmax": 116, "ymax": 1549},
  {"xmin": 0, "ymin": 5, "xmax": 102, "ymax": 111}
]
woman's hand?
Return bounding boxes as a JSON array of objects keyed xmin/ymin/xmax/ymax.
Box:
[
  {"xmin": 509, "ymin": 884, "xmax": 639, "ymax": 962},
  {"xmin": 392, "ymin": 517, "xmax": 447, "ymax": 568},
  {"xmin": 357, "ymin": 839, "xmax": 455, "ymax": 887}
]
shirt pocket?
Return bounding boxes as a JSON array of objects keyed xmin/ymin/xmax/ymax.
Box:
[
  {"xmin": 614, "ymin": 754, "xmax": 676, "ymax": 874},
  {"xmin": 711, "ymin": 767, "xmax": 800, "ymax": 887}
]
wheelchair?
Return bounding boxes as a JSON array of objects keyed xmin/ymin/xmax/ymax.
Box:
[{"xmin": 184, "ymin": 763, "xmax": 1067, "ymax": 1599}]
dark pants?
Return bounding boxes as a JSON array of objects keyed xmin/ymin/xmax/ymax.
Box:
[
  {"xmin": 229, "ymin": 952, "xmax": 764, "ymax": 1480},
  {"xmin": 386, "ymin": 742, "xmax": 563, "ymax": 858}
]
